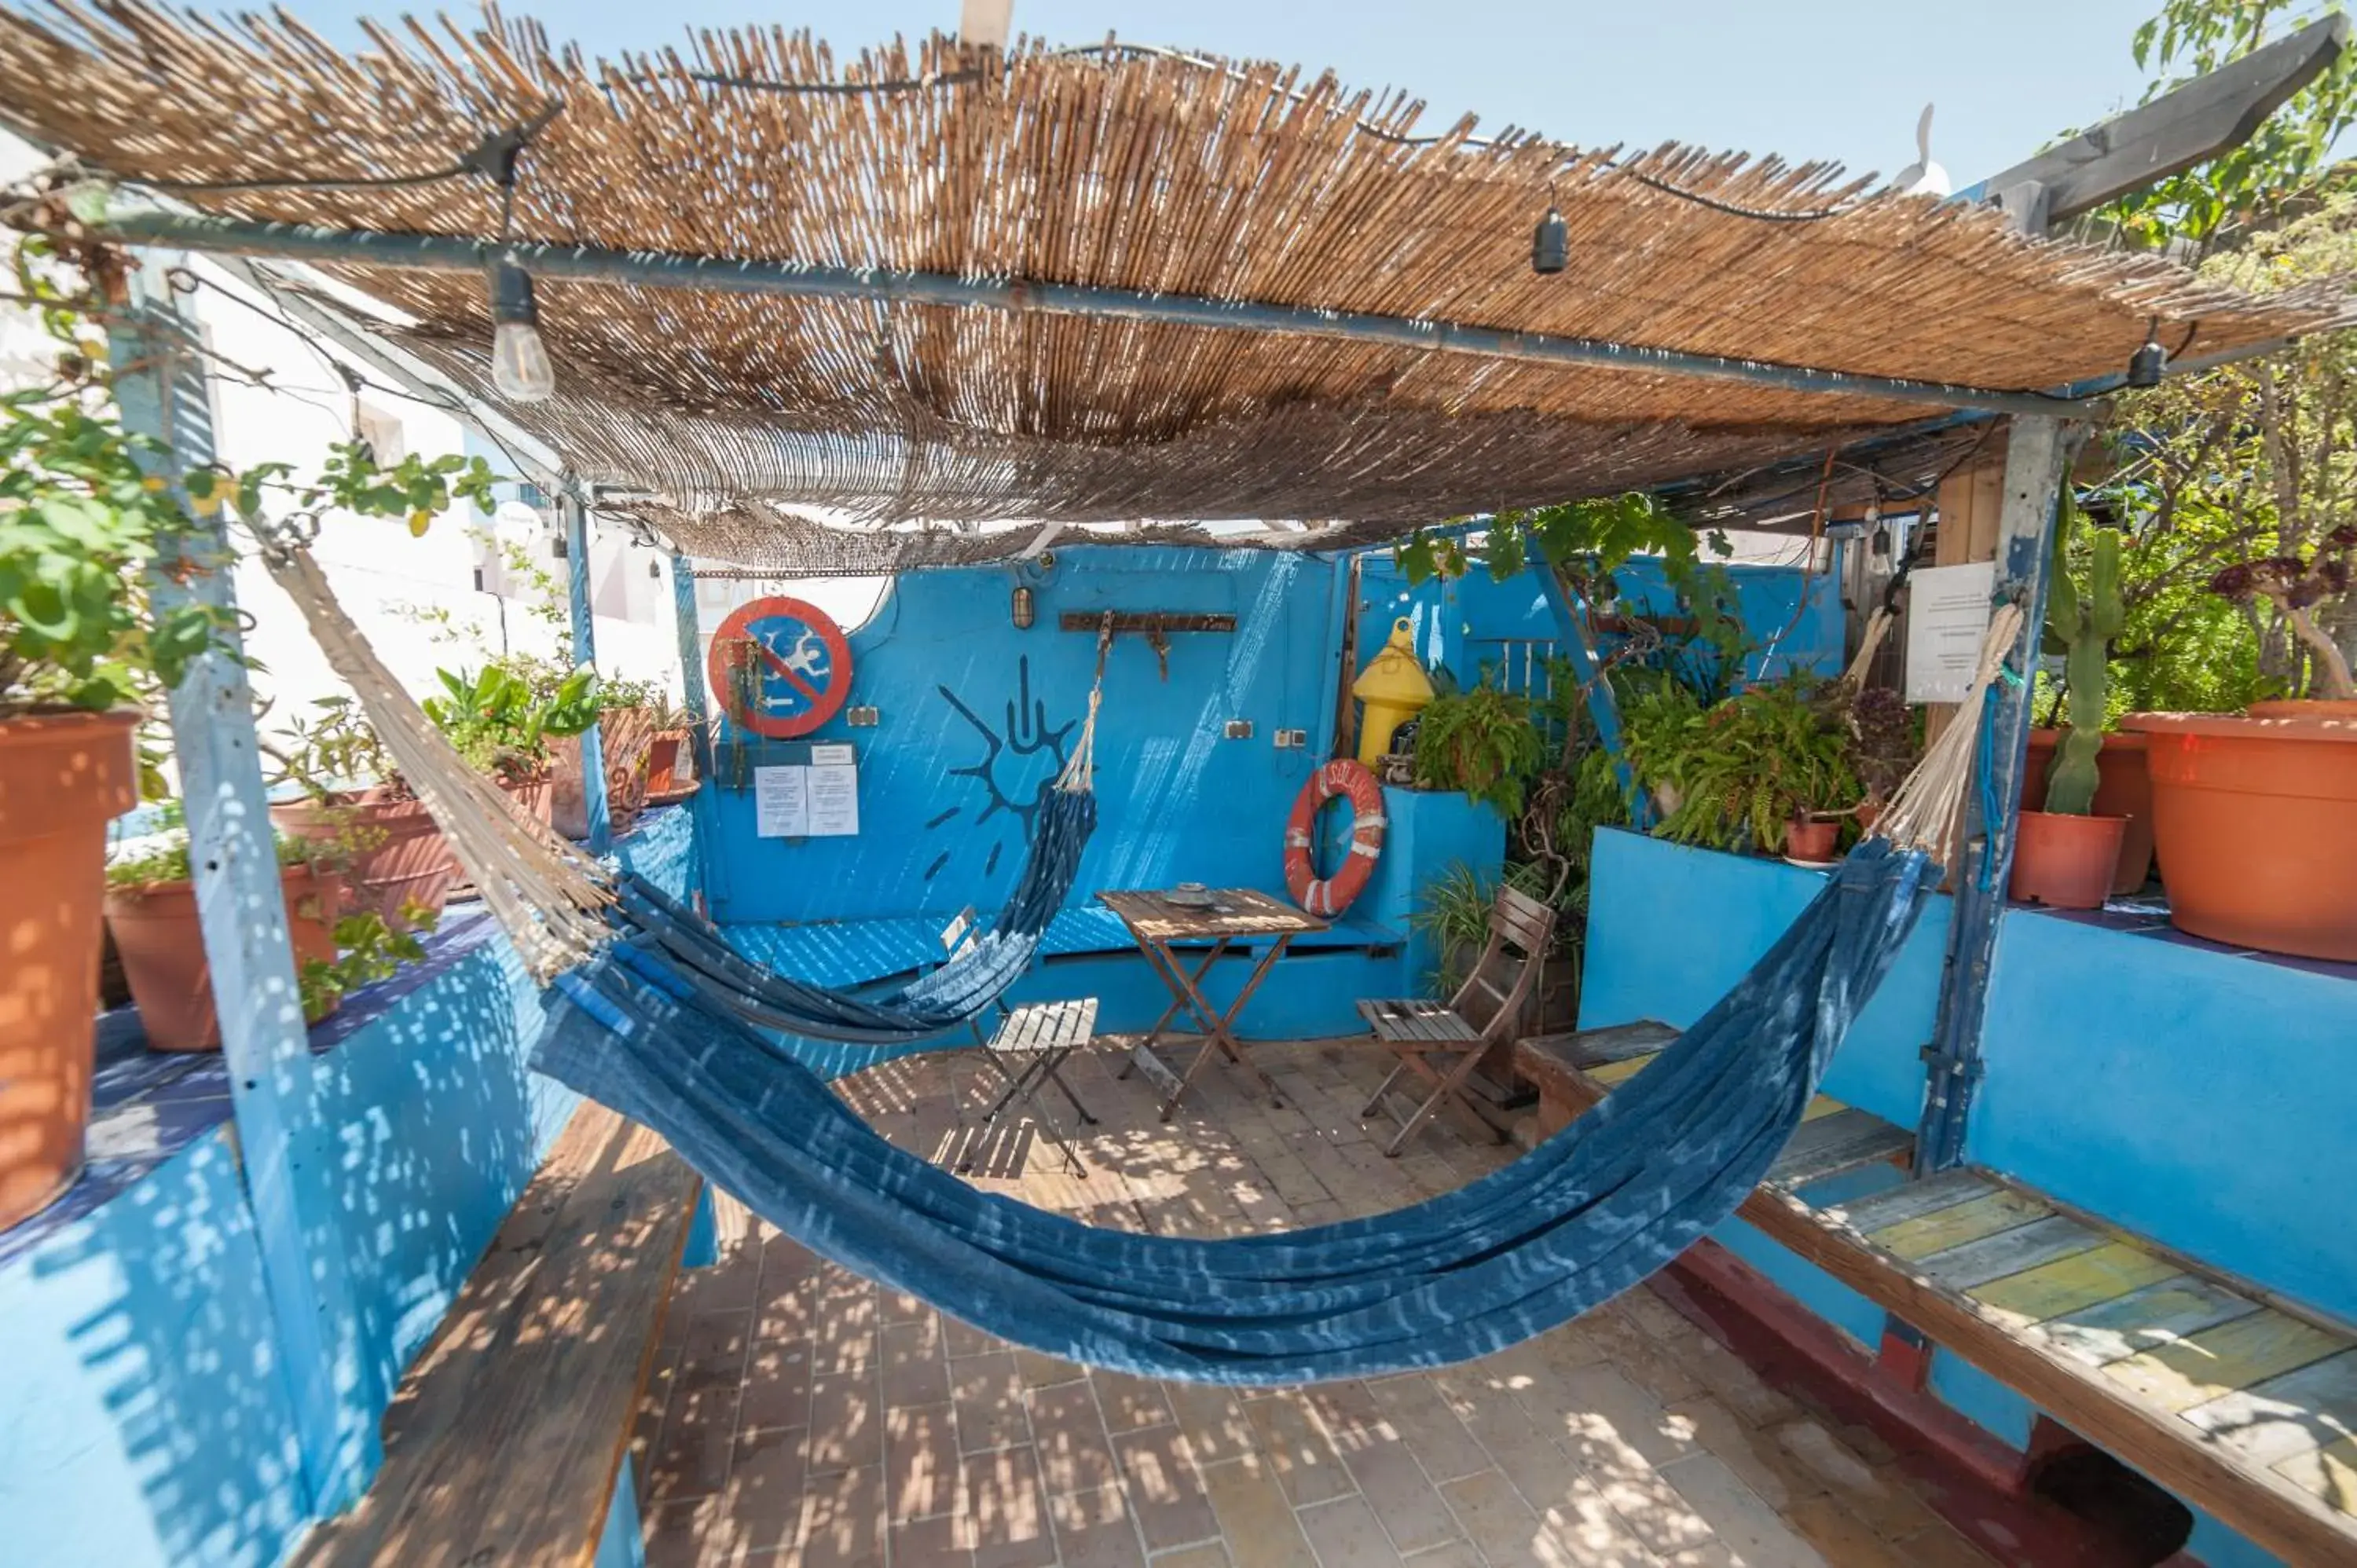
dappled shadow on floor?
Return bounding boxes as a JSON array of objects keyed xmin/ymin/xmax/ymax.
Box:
[{"xmin": 633, "ymin": 1036, "xmax": 2000, "ymax": 1567}]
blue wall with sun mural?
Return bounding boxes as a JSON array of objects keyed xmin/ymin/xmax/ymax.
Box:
[{"xmin": 698, "ymin": 546, "xmax": 1351, "ymax": 927}]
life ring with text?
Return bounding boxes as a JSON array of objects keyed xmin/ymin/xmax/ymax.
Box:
[{"xmin": 1284, "ymin": 760, "xmax": 1387, "ymax": 917}]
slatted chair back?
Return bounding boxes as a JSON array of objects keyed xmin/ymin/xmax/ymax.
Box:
[
  {"xmin": 1446, "ymin": 884, "xmax": 1555, "ymax": 1040},
  {"xmin": 940, "ymin": 907, "xmax": 981, "ymax": 962}
]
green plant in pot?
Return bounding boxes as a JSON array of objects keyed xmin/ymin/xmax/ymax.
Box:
[
  {"xmin": 2012, "ymin": 511, "xmax": 2134, "ymax": 910},
  {"xmin": 266, "ymin": 694, "xmax": 460, "ymax": 928},
  {"xmin": 1626, "ymin": 675, "xmax": 1860, "ymax": 863},
  {"xmin": 2124, "ymin": 524, "xmax": 2357, "ymax": 958},
  {"xmin": 104, "ymin": 805, "xmax": 435, "ymax": 1052},
  {"xmin": 1411, "ymin": 680, "xmax": 1544, "ymax": 819}
]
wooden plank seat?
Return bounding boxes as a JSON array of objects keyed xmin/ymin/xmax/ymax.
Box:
[
  {"xmin": 1516, "ymin": 1023, "xmax": 2357, "ymax": 1565},
  {"xmin": 1358, "ymin": 883, "xmax": 1555, "ymax": 1158},
  {"xmin": 295, "ymin": 1102, "xmax": 701, "ymax": 1568},
  {"xmin": 940, "ymin": 908, "xmax": 1099, "ymax": 1178}
]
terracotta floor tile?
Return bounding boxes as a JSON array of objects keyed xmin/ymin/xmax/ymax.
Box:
[{"xmin": 1197, "ymin": 1456, "xmax": 1319, "ymax": 1568}]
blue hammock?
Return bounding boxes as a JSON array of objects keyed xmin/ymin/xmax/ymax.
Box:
[
  {"xmin": 534, "ymin": 838, "xmax": 1940, "ymax": 1384},
  {"xmin": 614, "ymin": 785, "xmax": 1096, "ymax": 1043}
]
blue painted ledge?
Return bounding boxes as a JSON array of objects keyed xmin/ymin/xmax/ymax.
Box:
[{"xmin": 0, "ymin": 806, "xmax": 695, "ymax": 1568}]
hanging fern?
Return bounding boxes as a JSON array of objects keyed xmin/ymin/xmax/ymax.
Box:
[{"xmin": 1412, "ymin": 682, "xmax": 1545, "ymax": 819}]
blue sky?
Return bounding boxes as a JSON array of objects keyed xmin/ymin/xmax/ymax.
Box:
[{"xmin": 258, "ymin": 1, "xmax": 2163, "ymax": 188}]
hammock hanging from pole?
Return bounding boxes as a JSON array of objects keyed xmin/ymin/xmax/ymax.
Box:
[{"xmin": 257, "ymin": 526, "xmax": 2017, "ymax": 1384}]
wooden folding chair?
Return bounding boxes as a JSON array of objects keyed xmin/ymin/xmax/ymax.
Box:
[
  {"xmin": 936, "ymin": 907, "xmax": 1101, "ymax": 1177},
  {"xmin": 1356, "ymin": 884, "xmax": 1556, "ymax": 1158}
]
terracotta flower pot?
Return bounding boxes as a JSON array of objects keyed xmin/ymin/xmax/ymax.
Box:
[
  {"xmin": 2122, "ymin": 701, "xmax": 2357, "ymax": 961},
  {"xmin": 104, "ymin": 863, "xmax": 345, "ymax": 1053},
  {"xmin": 0, "ymin": 710, "xmax": 137, "ymax": 1230},
  {"xmin": 2025, "ymin": 730, "xmax": 2155, "ymax": 896},
  {"xmin": 272, "ymin": 787, "xmax": 456, "ymax": 927},
  {"xmin": 552, "ymin": 708, "xmax": 657, "ymax": 840},
  {"xmin": 1783, "ymin": 816, "xmax": 1840, "ymax": 863},
  {"xmin": 2010, "ymin": 811, "xmax": 2129, "ymax": 910},
  {"xmin": 645, "ymin": 730, "xmax": 688, "ymax": 796}
]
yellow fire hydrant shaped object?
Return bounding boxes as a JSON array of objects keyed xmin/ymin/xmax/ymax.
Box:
[{"xmin": 1352, "ymin": 617, "xmax": 1435, "ymax": 766}]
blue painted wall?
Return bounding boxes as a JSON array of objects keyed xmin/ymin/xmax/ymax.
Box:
[
  {"xmin": 1579, "ymin": 828, "xmax": 2353, "ymax": 1568},
  {"xmin": 1354, "ymin": 550, "xmax": 1846, "ymax": 696},
  {"xmin": 701, "ymin": 548, "xmax": 1343, "ymax": 925},
  {"xmin": 0, "ymin": 812, "xmax": 696, "ymax": 1568}
]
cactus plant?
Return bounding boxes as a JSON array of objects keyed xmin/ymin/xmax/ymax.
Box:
[{"xmin": 2043, "ymin": 500, "xmax": 2127, "ymax": 816}]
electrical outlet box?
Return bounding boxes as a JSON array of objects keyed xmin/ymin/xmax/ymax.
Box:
[
  {"xmin": 1273, "ymin": 728, "xmax": 1310, "ymax": 749},
  {"xmin": 845, "ymin": 705, "xmax": 881, "ymax": 727},
  {"xmin": 1223, "ymin": 719, "xmax": 1254, "ymax": 739}
]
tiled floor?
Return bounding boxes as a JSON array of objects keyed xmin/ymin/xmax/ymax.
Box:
[{"xmin": 634, "ymin": 1036, "xmax": 1999, "ymax": 1567}]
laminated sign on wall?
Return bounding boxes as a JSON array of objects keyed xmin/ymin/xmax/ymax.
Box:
[
  {"xmin": 754, "ymin": 746, "xmax": 860, "ymax": 837},
  {"xmin": 1904, "ymin": 562, "xmax": 1998, "ymax": 705}
]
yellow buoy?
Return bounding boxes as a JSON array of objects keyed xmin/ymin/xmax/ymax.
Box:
[{"xmin": 1351, "ymin": 617, "xmax": 1435, "ymax": 766}]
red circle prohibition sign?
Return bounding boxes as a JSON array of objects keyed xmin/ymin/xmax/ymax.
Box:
[{"xmin": 708, "ymin": 595, "xmax": 856, "ymax": 739}]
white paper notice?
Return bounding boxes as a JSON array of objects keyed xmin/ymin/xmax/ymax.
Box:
[
  {"xmin": 753, "ymin": 764, "xmax": 809, "ymax": 838},
  {"xmin": 1904, "ymin": 562, "xmax": 1999, "ymax": 704},
  {"xmin": 807, "ymin": 764, "xmax": 860, "ymax": 837},
  {"xmin": 810, "ymin": 743, "xmax": 856, "ymax": 767}
]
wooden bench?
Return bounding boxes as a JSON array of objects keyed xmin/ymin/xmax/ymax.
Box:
[
  {"xmin": 1517, "ymin": 1024, "xmax": 2357, "ymax": 1566},
  {"xmin": 295, "ymin": 1102, "xmax": 702, "ymax": 1567}
]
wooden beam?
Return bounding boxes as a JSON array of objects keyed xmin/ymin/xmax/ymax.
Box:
[
  {"xmin": 111, "ymin": 255, "xmax": 386, "ymax": 1509},
  {"xmin": 1740, "ymin": 1186, "xmax": 2357, "ymax": 1566},
  {"xmin": 1969, "ymin": 14, "xmax": 2351, "ymax": 228}
]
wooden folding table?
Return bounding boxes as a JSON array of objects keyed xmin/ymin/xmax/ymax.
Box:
[{"xmin": 1099, "ymin": 888, "xmax": 1326, "ymax": 1121}]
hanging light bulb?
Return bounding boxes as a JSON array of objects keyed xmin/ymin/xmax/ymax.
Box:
[
  {"xmin": 2126, "ymin": 318, "xmax": 2168, "ymax": 390},
  {"xmin": 1530, "ymin": 202, "xmax": 1568, "ymax": 276},
  {"xmin": 486, "ymin": 262, "xmax": 555, "ymax": 403}
]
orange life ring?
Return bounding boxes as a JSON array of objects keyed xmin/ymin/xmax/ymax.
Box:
[{"xmin": 1284, "ymin": 760, "xmax": 1387, "ymax": 917}]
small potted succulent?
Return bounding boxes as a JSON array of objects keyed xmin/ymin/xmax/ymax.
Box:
[
  {"xmin": 2012, "ymin": 511, "xmax": 2135, "ymax": 909},
  {"xmin": 2124, "ymin": 526, "xmax": 2357, "ymax": 958}
]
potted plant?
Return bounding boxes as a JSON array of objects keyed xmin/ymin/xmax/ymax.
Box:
[
  {"xmin": 1626, "ymin": 675, "xmax": 1860, "ymax": 863},
  {"xmin": 268, "ymin": 695, "xmax": 462, "ymax": 926},
  {"xmin": 642, "ymin": 693, "xmax": 698, "ymax": 801},
  {"xmin": 1410, "ymin": 680, "xmax": 1545, "ymax": 819},
  {"xmin": 0, "ymin": 240, "xmax": 225, "ymax": 1226},
  {"xmin": 2124, "ymin": 527, "xmax": 2357, "ymax": 958},
  {"xmin": 423, "ymin": 658, "xmax": 597, "ymax": 829},
  {"xmin": 2013, "ymin": 511, "xmax": 2135, "ymax": 909},
  {"xmin": 1841, "ymin": 683, "xmax": 1920, "ymax": 834},
  {"xmin": 104, "ymin": 807, "xmax": 434, "ymax": 1050}
]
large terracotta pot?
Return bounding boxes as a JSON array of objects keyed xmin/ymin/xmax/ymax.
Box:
[
  {"xmin": 552, "ymin": 708, "xmax": 656, "ymax": 840},
  {"xmin": 272, "ymin": 787, "xmax": 455, "ymax": 926},
  {"xmin": 0, "ymin": 710, "xmax": 138, "ymax": 1229},
  {"xmin": 2010, "ymin": 811, "xmax": 2129, "ymax": 910},
  {"xmin": 2122, "ymin": 702, "xmax": 2357, "ymax": 961},
  {"xmin": 2024, "ymin": 730, "xmax": 2154, "ymax": 896},
  {"xmin": 104, "ymin": 863, "xmax": 346, "ymax": 1052}
]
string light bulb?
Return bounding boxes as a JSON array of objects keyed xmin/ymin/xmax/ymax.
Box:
[
  {"xmin": 486, "ymin": 262, "xmax": 555, "ymax": 402},
  {"xmin": 1530, "ymin": 200, "xmax": 1568, "ymax": 276},
  {"xmin": 2126, "ymin": 317, "xmax": 2167, "ymax": 390}
]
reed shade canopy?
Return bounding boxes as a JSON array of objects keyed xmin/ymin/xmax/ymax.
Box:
[{"xmin": 0, "ymin": 5, "xmax": 2339, "ymax": 547}]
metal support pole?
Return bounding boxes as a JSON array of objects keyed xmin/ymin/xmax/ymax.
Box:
[
  {"xmin": 561, "ymin": 484, "xmax": 610, "ymax": 855},
  {"xmin": 108, "ymin": 258, "xmax": 383, "ymax": 1507},
  {"xmin": 95, "ymin": 209, "xmax": 2095, "ymax": 419},
  {"xmin": 1535, "ymin": 566, "xmax": 1651, "ymax": 830},
  {"xmin": 668, "ymin": 548, "xmax": 721, "ymax": 907},
  {"xmin": 1913, "ymin": 414, "xmax": 2074, "ymax": 1174}
]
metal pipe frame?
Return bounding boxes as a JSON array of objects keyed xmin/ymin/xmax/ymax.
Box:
[
  {"xmin": 1913, "ymin": 414, "xmax": 2076, "ymax": 1174},
  {"xmin": 96, "ymin": 208, "xmax": 2093, "ymax": 419},
  {"xmin": 560, "ymin": 483, "xmax": 612, "ymax": 855}
]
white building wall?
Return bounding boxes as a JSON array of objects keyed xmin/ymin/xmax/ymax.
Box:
[{"xmin": 2, "ymin": 131, "xmax": 686, "ymax": 772}]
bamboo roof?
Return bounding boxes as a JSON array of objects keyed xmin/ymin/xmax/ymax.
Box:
[{"xmin": 0, "ymin": 4, "xmax": 2341, "ymax": 548}]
